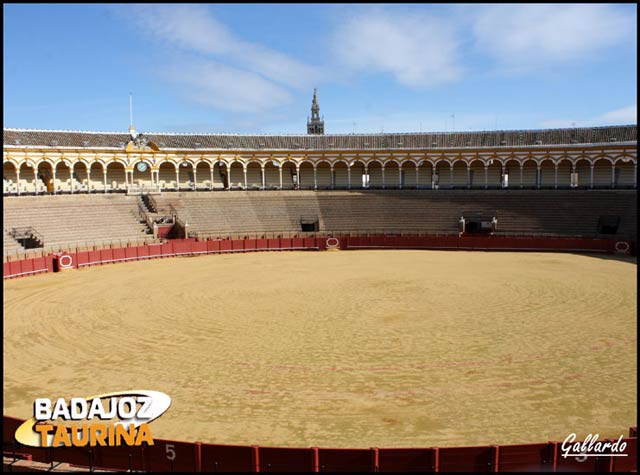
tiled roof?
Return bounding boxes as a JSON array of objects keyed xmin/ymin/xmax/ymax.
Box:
[{"xmin": 3, "ymin": 125, "xmax": 637, "ymax": 150}]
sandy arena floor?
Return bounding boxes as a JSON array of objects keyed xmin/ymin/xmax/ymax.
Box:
[{"xmin": 3, "ymin": 250, "xmax": 637, "ymax": 448}]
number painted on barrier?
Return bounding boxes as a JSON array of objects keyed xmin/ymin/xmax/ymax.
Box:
[{"xmin": 165, "ymin": 444, "xmax": 176, "ymax": 461}]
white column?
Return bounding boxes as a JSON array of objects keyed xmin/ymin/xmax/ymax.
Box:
[
  {"xmin": 554, "ymin": 163, "xmax": 558, "ymax": 190},
  {"xmin": 571, "ymin": 163, "xmax": 576, "ymax": 188},
  {"xmin": 175, "ymin": 169, "xmax": 180, "ymax": 190},
  {"xmin": 330, "ymin": 166, "xmax": 334, "ymax": 190},
  {"xmin": 71, "ymin": 169, "xmax": 75, "ymax": 194},
  {"xmin": 296, "ymin": 165, "xmax": 301, "ymax": 190},
  {"xmin": 210, "ymin": 165, "xmax": 214, "ymax": 191},
  {"xmin": 279, "ymin": 166, "xmax": 283, "ymax": 190},
  {"xmin": 243, "ymin": 166, "xmax": 248, "ymax": 190},
  {"xmin": 398, "ymin": 165, "xmax": 403, "ymax": 189},
  {"xmin": 364, "ymin": 166, "xmax": 369, "ymax": 188},
  {"xmin": 347, "ymin": 165, "xmax": 352, "ymax": 190},
  {"xmin": 87, "ymin": 168, "xmax": 91, "ymax": 192},
  {"xmin": 52, "ymin": 169, "xmax": 57, "ymax": 194},
  {"xmin": 519, "ymin": 163, "xmax": 524, "ymax": 189},
  {"xmin": 193, "ymin": 167, "xmax": 198, "ymax": 190},
  {"xmin": 313, "ymin": 166, "xmax": 317, "ymax": 190},
  {"xmin": 590, "ymin": 164, "xmax": 594, "ymax": 189},
  {"xmin": 415, "ymin": 165, "xmax": 419, "ymax": 189},
  {"xmin": 484, "ymin": 165, "xmax": 489, "ymax": 189},
  {"xmin": 449, "ymin": 164, "xmax": 454, "ymax": 189},
  {"xmin": 536, "ymin": 165, "xmax": 541, "ymax": 189},
  {"xmin": 381, "ymin": 166, "xmax": 386, "ymax": 189},
  {"xmin": 611, "ymin": 164, "xmax": 616, "ymax": 189},
  {"xmin": 16, "ymin": 169, "xmax": 20, "ymax": 196},
  {"xmin": 467, "ymin": 164, "xmax": 471, "ymax": 189},
  {"xmin": 261, "ymin": 165, "xmax": 266, "ymax": 190},
  {"xmin": 103, "ymin": 169, "xmax": 107, "ymax": 193}
]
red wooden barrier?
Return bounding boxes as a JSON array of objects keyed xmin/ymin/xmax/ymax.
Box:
[
  {"xmin": 21, "ymin": 258, "xmax": 34, "ymax": 274},
  {"xmin": 220, "ymin": 240, "xmax": 233, "ymax": 252},
  {"xmin": 438, "ymin": 445, "xmax": 497, "ymax": 472},
  {"xmin": 280, "ymin": 238, "xmax": 293, "ymax": 249},
  {"xmin": 497, "ymin": 443, "xmax": 554, "ymax": 472},
  {"xmin": 192, "ymin": 240, "xmax": 208, "ymax": 254},
  {"xmin": 100, "ymin": 248, "xmax": 114, "ymax": 263},
  {"xmin": 113, "ymin": 248, "xmax": 126, "ymax": 262},
  {"xmin": 267, "ymin": 238, "xmax": 280, "ymax": 250},
  {"xmin": 257, "ymin": 238, "xmax": 268, "ymax": 250},
  {"xmin": 200, "ymin": 443, "xmax": 257, "ymax": 472},
  {"xmin": 258, "ymin": 446, "xmax": 316, "ymax": 472},
  {"xmin": 317, "ymin": 448, "xmax": 376, "ymax": 472},
  {"xmin": 244, "ymin": 239, "xmax": 257, "ymax": 251},
  {"xmin": 143, "ymin": 438, "xmax": 199, "ymax": 472},
  {"xmin": 94, "ymin": 445, "xmax": 145, "ymax": 472},
  {"xmin": 207, "ymin": 240, "xmax": 221, "ymax": 253},
  {"xmin": 611, "ymin": 437, "xmax": 637, "ymax": 472},
  {"xmin": 377, "ymin": 448, "xmax": 438, "ymax": 472}
]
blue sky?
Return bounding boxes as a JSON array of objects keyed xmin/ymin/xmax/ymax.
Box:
[{"xmin": 3, "ymin": 3, "xmax": 637, "ymax": 134}]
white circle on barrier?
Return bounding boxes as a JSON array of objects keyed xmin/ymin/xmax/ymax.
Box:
[
  {"xmin": 614, "ymin": 241, "xmax": 630, "ymax": 253},
  {"xmin": 326, "ymin": 237, "xmax": 339, "ymax": 248},
  {"xmin": 59, "ymin": 255, "xmax": 73, "ymax": 268}
]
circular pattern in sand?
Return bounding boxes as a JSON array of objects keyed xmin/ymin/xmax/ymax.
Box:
[{"xmin": 3, "ymin": 250, "xmax": 636, "ymax": 447}]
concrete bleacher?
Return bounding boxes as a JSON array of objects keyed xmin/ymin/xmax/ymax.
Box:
[
  {"xmin": 150, "ymin": 190, "xmax": 637, "ymax": 239},
  {"xmin": 3, "ymin": 194, "xmax": 153, "ymax": 256}
]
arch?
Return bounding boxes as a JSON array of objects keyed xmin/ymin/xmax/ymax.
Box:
[
  {"xmin": 89, "ymin": 162, "xmax": 105, "ymax": 192},
  {"xmin": 55, "ymin": 161, "xmax": 72, "ymax": 193},
  {"xmin": 614, "ymin": 158, "xmax": 635, "ymax": 188},
  {"xmin": 158, "ymin": 162, "xmax": 177, "ymax": 190},
  {"xmin": 592, "ymin": 157, "xmax": 613, "ymax": 188},
  {"xmin": 19, "ymin": 162, "xmax": 36, "ymax": 194},
  {"xmin": 451, "ymin": 161, "xmax": 467, "ymax": 189},
  {"xmin": 72, "ymin": 161, "xmax": 89, "ymax": 193},
  {"xmin": 332, "ymin": 161, "xmax": 348, "ymax": 189},
  {"xmin": 502, "ymin": 159, "xmax": 521, "ymax": 189},
  {"xmin": 368, "ymin": 161, "xmax": 383, "ymax": 189},
  {"xmin": 520, "ymin": 159, "xmax": 538, "ymax": 188},
  {"xmin": 132, "ymin": 161, "xmax": 153, "ymax": 190},
  {"xmin": 573, "ymin": 158, "xmax": 591, "ymax": 189},
  {"xmin": 434, "ymin": 160, "xmax": 452, "ymax": 189},
  {"xmin": 280, "ymin": 160, "xmax": 297, "ymax": 190},
  {"xmin": 468, "ymin": 159, "xmax": 485, "ymax": 189},
  {"xmin": 246, "ymin": 161, "xmax": 263, "ymax": 190},
  {"xmin": 535, "ymin": 158, "xmax": 554, "ymax": 188},
  {"xmin": 37, "ymin": 161, "xmax": 55, "ymax": 194},
  {"xmin": 195, "ymin": 161, "xmax": 212, "ymax": 190},
  {"xmin": 555, "ymin": 158, "xmax": 572, "ymax": 189},
  {"xmin": 228, "ymin": 162, "xmax": 244, "ymax": 190},
  {"xmin": 177, "ymin": 161, "xmax": 195, "ymax": 190},
  {"xmin": 212, "ymin": 161, "xmax": 228, "ymax": 190},
  {"xmin": 414, "ymin": 160, "xmax": 433, "ymax": 189},
  {"xmin": 261, "ymin": 160, "xmax": 278, "ymax": 190},
  {"xmin": 106, "ymin": 162, "xmax": 126, "ymax": 192},
  {"xmin": 298, "ymin": 161, "xmax": 314, "ymax": 190},
  {"xmin": 350, "ymin": 159, "xmax": 368, "ymax": 189},
  {"xmin": 3, "ymin": 161, "xmax": 18, "ymax": 194},
  {"xmin": 385, "ymin": 161, "xmax": 401, "ymax": 189}
]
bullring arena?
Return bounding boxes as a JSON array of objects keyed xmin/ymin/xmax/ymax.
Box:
[{"xmin": 3, "ymin": 122, "xmax": 638, "ymax": 472}]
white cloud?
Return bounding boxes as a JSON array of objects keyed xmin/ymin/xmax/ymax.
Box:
[
  {"xmin": 540, "ymin": 104, "xmax": 637, "ymax": 129},
  {"xmin": 161, "ymin": 59, "xmax": 293, "ymax": 114},
  {"xmin": 472, "ymin": 4, "xmax": 636, "ymax": 71},
  {"xmin": 331, "ymin": 9, "xmax": 463, "ymax": 88},
  {"xmin": 123, "ymin": 4, "xmax": 321, "ymax": 90}
]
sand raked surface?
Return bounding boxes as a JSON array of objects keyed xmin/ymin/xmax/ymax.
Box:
[{"xmin": 3, "ymin": 250, "xmax": 636, "ymax": 448}]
